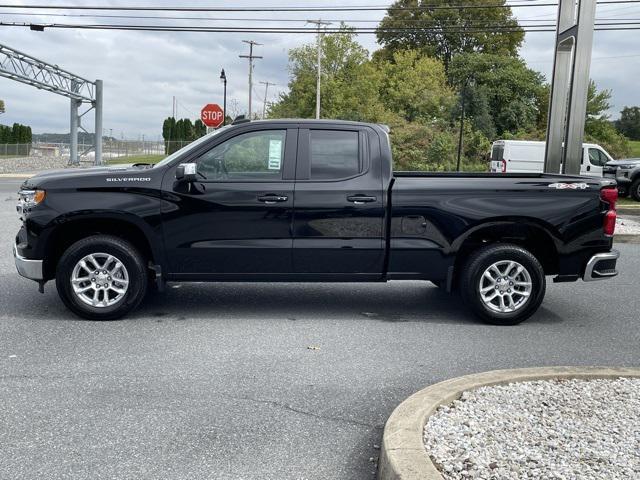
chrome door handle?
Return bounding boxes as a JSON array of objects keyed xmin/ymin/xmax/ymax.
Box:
[
  {"xmin": 258, "ymin": 194, "xmax": 288, "ymax": 204},
  {"xmin": 347, "ymin": 195, "xmax": 376, "ymax": 204}
]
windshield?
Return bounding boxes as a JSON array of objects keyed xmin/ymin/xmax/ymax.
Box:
[{"xmin": 152, "ymin": 125, "xmax": 233, "ymax": 169}]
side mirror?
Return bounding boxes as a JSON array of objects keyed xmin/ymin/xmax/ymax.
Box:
[{"xmin": 176, "ymin": 163, "xmax": 197, "ymax": 182}]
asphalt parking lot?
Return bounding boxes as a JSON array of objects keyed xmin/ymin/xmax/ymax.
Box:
[{"xmin": 1, "ymin": 178, "xmax": 638, "ymax": 480}]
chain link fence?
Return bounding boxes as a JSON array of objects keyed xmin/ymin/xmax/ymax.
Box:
[
  {"xmin": 0, "ymin": 143, "xmax": 31, "ymax": 157},
  {"xmin": 0, "ymin": 140, "xmax": 194, "ymax": 173},
  {"xmin": 0, "ymin": 140, "xmax": 196, "ymax": 162}
]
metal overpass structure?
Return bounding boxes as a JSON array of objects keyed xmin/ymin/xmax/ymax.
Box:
[{"xmin": 0, "ymin": 42, "xmax": 102, "ymax": 165}]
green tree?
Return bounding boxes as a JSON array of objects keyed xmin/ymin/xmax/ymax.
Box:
[
  {"xmin": 162, "ymin": 116, "xmax": 205, "ymax": 154},
  {"xmin": 616, "ymin": 106, "xmax": 640, "ymax": 141},
  {"xmin": 448, "ymin": 53, "xmax": 546, "ymax": 137},
  {"xmin": 269, "ymin": 25, "xmax": 388, "ymax": 122},
  {"xmin": 0, "ymin": 124, "xmax": 10, "ymax": 143},
  {"xmin": 194, "ymin": 119, "xmax": 207, "ymax": 138},
  {"xmin": 584, "ymin": 82, "xmax": 630, "ymax": 158},
  {"xmin": 376, "ymin": 0, "xmax": 524, "ymax": 70},
  {"xmin": 376, "ymin": 49, "xmax": 455, "ymax": 122}
]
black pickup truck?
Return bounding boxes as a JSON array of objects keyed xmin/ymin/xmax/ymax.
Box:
[{"xmin": 14, "ymin": 119, "xmax": 620, "ymax": 324}]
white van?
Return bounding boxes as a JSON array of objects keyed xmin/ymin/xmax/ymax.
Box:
[{"xmin": 489, "ymin": 140, "xmax": 613, "ymax": 176}]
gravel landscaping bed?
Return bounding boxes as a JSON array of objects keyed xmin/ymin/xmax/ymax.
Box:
[
  {"xmin": 424, "ymin": 378, "xmax": 640, "ymax": 479},
  {"xmin": 0, "ymin": 155, "xmax": 70, "ymax": 173}
]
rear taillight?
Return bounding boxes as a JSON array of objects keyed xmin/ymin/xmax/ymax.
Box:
[
  {"xmin": 601, "ymin": 187, "xmax": 618, "ymax": 237},
  {"xmin": 603, "ymin": 211, "xmax": 616, "ymax": 236},
  {"xmin": 601, "ymin": 187, "xmax": 618, "ymax": 210},
  {"xmin": 501, "ymin": 159, "xmax": 506, "ymax": 173}
]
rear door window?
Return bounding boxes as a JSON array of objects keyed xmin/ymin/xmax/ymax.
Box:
[
  {"xmin": 309, "ymin": 130, "xmax": 360, "ymax": 180},
  {"xmin": 491, "ymin": 144, "xmax": 504, "ymax": 162}
]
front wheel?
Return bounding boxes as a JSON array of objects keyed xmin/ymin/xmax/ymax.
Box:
[
  {"xmin": 460, "ymin": 244, "xmax": 546, "ymax": 325},
  {"xmin": 55, "ymin": 235, "xmax": 148, "ymax": 320}
]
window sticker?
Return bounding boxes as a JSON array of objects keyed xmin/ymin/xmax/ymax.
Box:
[{"xmin": 268, "ymin": 139, "xmax": 283, "ymax": 170}]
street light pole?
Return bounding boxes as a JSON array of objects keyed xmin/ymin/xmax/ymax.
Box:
[{"xmin": 220, "ymin": 68, "xmax": 227, "ymax": 126}]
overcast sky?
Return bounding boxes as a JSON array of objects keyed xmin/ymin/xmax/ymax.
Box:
[{"xmin": 1, "ymin": 0, "xmax": 639, "ymax": 139}]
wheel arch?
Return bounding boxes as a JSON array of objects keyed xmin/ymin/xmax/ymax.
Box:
[
  {"xmin": 42, "ymin": 212, "xmax": 163, "ymax": 280},
  {"xmin": 451, "ymin": 219, "xmax": 560, "ymax": 286}
]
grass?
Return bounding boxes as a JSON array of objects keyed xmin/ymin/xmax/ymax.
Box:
[
  {"xmin": 106, "ymin": 154, "xmax": 165, "ymax": 165},
  {"xmin": 629, "ymin": 141, "xmax": 640, "ymax": 158},
  {"xmin": 619, "ymin": 197, "xmax": 639, "ymax": 207}
]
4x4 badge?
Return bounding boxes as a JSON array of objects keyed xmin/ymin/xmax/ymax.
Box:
[{"xmin": 548, "ymin": 182, "xmax": 589, "ymax": 190}]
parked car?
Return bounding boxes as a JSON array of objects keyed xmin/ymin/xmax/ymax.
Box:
[
  {"xmin": 603, "ymin": 158, "xmax": 640, "ymax": 200},
  {"xmin": 489, "ymin": 140, "xmax": 613, "ymax": 176},
  {"xmin": 14, "ymin": 119, "xmax": 619, "ymax": 325}
]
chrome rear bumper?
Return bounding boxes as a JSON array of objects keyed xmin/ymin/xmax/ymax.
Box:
[
  {"xmin": 583, "ymin": 250, "xmax": 619, "ymax": 282},
  {"xmin": 13, "ymin": 243, "xmax": 43, "ymax": 281}
]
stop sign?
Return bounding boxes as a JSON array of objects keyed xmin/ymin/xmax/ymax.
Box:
[{"xmin": 200, "ymin": 103, "xmax": 224, "ymax": 128}]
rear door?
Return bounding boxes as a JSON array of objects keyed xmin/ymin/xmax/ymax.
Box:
[{"xmin": 292, "ymin": 126, "xmax": 385, "ymax": 278}]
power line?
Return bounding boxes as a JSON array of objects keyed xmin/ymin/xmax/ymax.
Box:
[
  {"xmin": 1, "ymin": 1, "xmax": 640, "ymax": 13},
  {"xmin": 4, "ymin": 11, "xmax": 640, "ymax": 24},
  {"xmin": 4, "ymin": 21, "xmax": 640, "ymax": 33}
]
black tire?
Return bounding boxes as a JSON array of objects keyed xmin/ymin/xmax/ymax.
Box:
[
  {"xmin": 460, "ymin": 243, "xmax": 546, "ymax": 326},
  {"xmin": 630, "ymin": 178, "xmax": 640, "ymax": 202},
  {"xmin": 55, "ymin": 235, "xmax": 148, "ymax": 320}
]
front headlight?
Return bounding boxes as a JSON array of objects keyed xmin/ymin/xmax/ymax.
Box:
[
  {"xmin": 17, "ymin": 189, "xmax": 46, "ymax": 219},
  {"xmin": 617, "ymin": 164, "xmax": 635, "ymax": 170}
]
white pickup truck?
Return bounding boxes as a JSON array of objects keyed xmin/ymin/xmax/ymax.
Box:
[{"xmin": 490, "ymin": 140, "xmax": 613, "ymax": 176}]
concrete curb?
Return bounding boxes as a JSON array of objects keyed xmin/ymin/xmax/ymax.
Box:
[
  {"xmin": 614, "ymin": 234, "xmax": 640, "ymax": 244},
  {"xmin": 377, "ymin": 366, "xmax": 640, "ymax": 480},
  {"xmin": 619, "ymin": 207, "xmax": 640, "ymax": 216}
]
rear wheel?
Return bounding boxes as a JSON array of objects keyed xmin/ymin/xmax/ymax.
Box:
[
  {"xmin": 631, "ymin": 178, "xmax": 640, "ymax": 202},
  {"xmin": 460, "ymin": 244, "xmax": 546, "ymax": 325},
  {"xmin": 55, "ymin": 235, "xmax": 148, "ymax": 320}
]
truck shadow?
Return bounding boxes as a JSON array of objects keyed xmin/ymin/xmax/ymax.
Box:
[
  {"xmin": 136, "ymin": 281, "xmax": 562, "ymax": 326},
  {"xmin": 4, "ymin": 278, "xmax": 563, "ymax": 326}
]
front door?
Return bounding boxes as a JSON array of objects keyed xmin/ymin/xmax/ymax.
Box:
[
  {"xmin": 584, "ymin": 148, "xmax": 607, "ymax": 176},
  {"xmin": 292, "ymin": 127, "xmax": 385, "ymax": 278},
  {"xmin": 161, "ymin": 127, "xmax": 297, "ymax": 277}
]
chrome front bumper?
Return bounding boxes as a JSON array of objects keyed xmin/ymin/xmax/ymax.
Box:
[
  {"xmin": 13, "ymin": 243, "xmax": 43, "ymax": 281},
  {"xmin": 583, "ymin": 250, "xmax": 619, "ymax": 282}
]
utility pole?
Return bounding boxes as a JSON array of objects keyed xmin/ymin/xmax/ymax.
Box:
[
  {"xmin": 456, "ymin": 81, "xmax": 467, "ymax": 172},
  {"xmin": 172, "ymin": 96, "xmax": 176, "ymax": 118},
  {"xmin": 259, "ymin": 81, "xmax": 276, "ymax": 119},
  {"xmin": 239, "ymin": 40, "xmax": 262, "ymax": 119},
  {"xmin": 307, "ymin": 20, "xmax": 331, "ymax": 119}
]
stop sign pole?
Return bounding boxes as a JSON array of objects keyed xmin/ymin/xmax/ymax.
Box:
[{"xmin": 200, "ymin": 103, "xmax": 224, "ymax": 129}]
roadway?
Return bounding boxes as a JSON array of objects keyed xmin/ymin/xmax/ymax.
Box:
[{"xmin": 0, "ymin": 178, "xmax": 638, "ymax": 479}]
